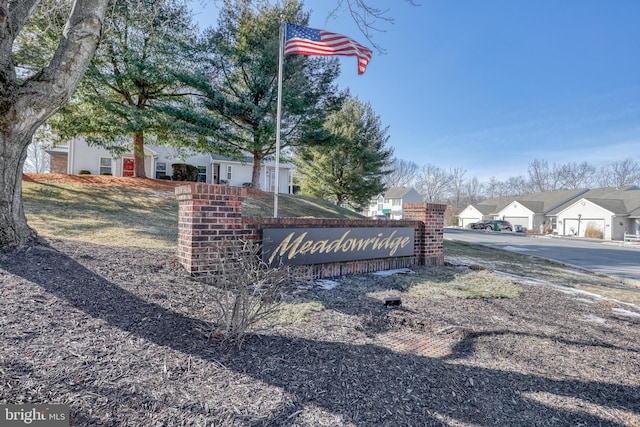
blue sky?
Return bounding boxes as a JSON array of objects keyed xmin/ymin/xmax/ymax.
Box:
[{"xmin": 190, "ymin": 0, "xmax": 640, "ymax": 182}]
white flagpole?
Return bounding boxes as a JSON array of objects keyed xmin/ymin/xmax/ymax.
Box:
[{"xmin": 273, "ymin": 22, "xmax": 286, "ymax": 218}]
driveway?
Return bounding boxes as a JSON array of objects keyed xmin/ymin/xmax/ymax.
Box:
[{"xmin": 444, "ymin": 228, "xmax": 640, "ymax": 284}]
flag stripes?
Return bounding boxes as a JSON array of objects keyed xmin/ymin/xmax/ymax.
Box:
[{"xmin": 284, "ymin": 23, "xmax": 372, "ymax": 74}]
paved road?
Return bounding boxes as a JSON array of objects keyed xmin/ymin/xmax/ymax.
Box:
[{"xmin": 444, "ymin": 228, "xmax": 640, "ymax": 284}]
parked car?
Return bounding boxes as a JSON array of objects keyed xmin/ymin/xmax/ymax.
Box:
[
  {"xmin": 469, "ymin": 219, "xmax": 493, "ymax": 229},
  {"xmin": 469, "ymin": 219, "xmax": 513, "ymax": 231},
  {"xmin": 513, "ymin": 224, "xmax": 526, "ymax": 233},
  {"xmin": 369, "ymin": 215, "xmax": 390, "ymax": 220}
]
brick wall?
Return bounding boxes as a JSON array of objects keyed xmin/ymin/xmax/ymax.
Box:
[
  {"xmin": 49, "ymin": 153, "xmax": 67, "ymax": 174},
  {"xmin": 176, "ymin": 184, "xmax": 445, "ymax": 279}
]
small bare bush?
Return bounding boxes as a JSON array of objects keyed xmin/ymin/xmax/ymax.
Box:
[
  {"xmin": 209, "ymin": 242, "xmax": 293, "ymax": 342},
  {"xmin": 584, "ymin": 222, "xmax": 604, "ymax": 239}
]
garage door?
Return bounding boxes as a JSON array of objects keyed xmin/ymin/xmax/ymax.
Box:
[
  {"xmin": 504, "ymin": 217, "xmax": 528, "ymax": 228},
  {"xmin": 460, "ymin": 218, "xmax": 478, "ymax": 228},
  {"xmin": 563, "ymin": 218, "xmax": 605, "ymax": 238}
]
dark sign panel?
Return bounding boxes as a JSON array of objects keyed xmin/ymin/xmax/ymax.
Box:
[{"xmin": 262, "ymin": 227, "xmax": 415, "ymax": 266}]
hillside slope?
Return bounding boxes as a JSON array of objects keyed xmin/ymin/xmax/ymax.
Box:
[{"xmin": 21, "ymin": 174, "xmax": 364, "ymax": 247}]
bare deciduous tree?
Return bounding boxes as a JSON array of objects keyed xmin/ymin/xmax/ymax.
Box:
[
  {"xmin": 484, "ymin": 176, "xmax": 503, "ymax": 199},
  {"xmin": 464, "ymin": 176, "xmax": 484, "ymax": 205},
  {"xmin": 23, "ymin": 141, "xmax": 51, "ymax": 173},
  {"xmin": 448, "ymin": 166, "xmax": 467, "ymax": 208},
  {"xmin": 505, "ymin": 175, "xmax": 531, "ymax": 196},
  {"xmin": 527, "ymin": 159, "xmax": 550, "ymax": 192},
  {"xmin": 528, "ymin": 158, "xmax": 566, "ymax": 191},
  {"xmin": 557, "ymin": 161, "xmax": 595, "ymax": 189},
  {"xmin": 327, "ymin": 0, "xmax": 420, "ymax": 53},
  {"xmin": 597, "ymin": 158, "xmax": 640, "ymax": 188},
  {"xmin": 383, "ymin": 157, "xmax": 419, "ymax": 188},
  {"xmin": 415, "ymin": 164, "xmax": 451, "ymax": 203}
]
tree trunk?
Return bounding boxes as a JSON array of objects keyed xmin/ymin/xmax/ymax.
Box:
[
  {"xmin": 133, "ymin": 132, "xmax": 146, "ymax": 178},
  {"xmin": 0, "ymin": 0, "xmax": 108, "ymax": 247},
  {"xmin": 0, "ymin": 133, "xmax": 38, "ymax": 246},
  {"xmin": 251, "ymin": 152, "xmax": 262, "ymax": 190}
]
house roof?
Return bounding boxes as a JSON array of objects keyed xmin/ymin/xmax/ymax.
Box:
[
  {"xmin": 382, "ymin": 187, "xmax": 418, "ymax": 199},
  {"xmin": 463, "ymin": 186, "xmax": 640, "ymax": 219},
  {"xmin": 584, "ymin": 198, "xmax": 627, "ymax": 214},
  {"xmin": 546, "ymin": 187, "xmax": 640, "ymax": 216},
  {"xmin": 516, "ymin": 189, "xmax": 588, "ymax": 214},
  {"xmin": 546, "ymin": 188, "xmax": 640, "ymax": 216},
  {"xmin": 517, "ymin": 200, "xmax": 545, "ymax": 213},
  {"xmin": 476, "ymin": 205, "xmax": 498, "ymax": 215},
  {"xmin": 471, "ymin": 195, "xmax": 513, "ymax": 216},
  {"xmin": 477, "ymin": 188, "xmax": 588, "ymax": 215},
  {"xmin": 584, "ymin": 186, "xmax": 640, "ymax": 215}
]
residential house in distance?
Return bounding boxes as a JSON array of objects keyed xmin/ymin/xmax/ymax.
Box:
[
  {"xmin": 457, "ymin": 200, "xmax": 509, "ymax": 229},
  {"xmin": 457, "ymin": 186, "xmax": 640, "ymax": 240},
  {"xmin": 551, "ymin": 186, "xmax": 640, "ymax": 240},
  {"xmin": 364, "ymin": 187, "xmax": 423, "ymax": 219},
  {"xmin": 47, "ymin": 137, "xmax": 295, "ymax": 193}
]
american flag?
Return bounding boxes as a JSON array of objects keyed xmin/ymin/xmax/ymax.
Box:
[{"xmin": 284, "ymin": 23, "xmax": 372, "ymax": 75}]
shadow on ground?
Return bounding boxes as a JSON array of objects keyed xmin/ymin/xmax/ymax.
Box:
[{"xmin": 2, "ymin": 242, "xmax": 638, "ymax": 426}]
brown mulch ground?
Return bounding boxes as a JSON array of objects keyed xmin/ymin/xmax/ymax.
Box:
[{"xmin": 2, "ymin": 237, "xmax": 640, "ymax": 426}]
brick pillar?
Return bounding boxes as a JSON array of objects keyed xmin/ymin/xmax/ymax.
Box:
[
  {"xmin": 403, "ymin": 202, "xmax": 446, "ymax": 266},
  {"xmin": 175, "ymin": 184, "xmax": 249, "ymax": 276}
]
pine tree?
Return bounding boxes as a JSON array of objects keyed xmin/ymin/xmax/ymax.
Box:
[
  {"xmin": 51, "ymin": 0, "xmax": 202, "ymax": 178},
  {"xmin": 296, "ymin": 95, "xmax": 393, "ymax": 209},
  {"xmin": 163, "ymin": 0, "xmax": 341, "ymax": 189}
]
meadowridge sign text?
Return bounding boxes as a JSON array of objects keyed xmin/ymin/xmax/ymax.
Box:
[{"xmin": 262, "ymin": 227, "xmax": 415, "ymax": 266}]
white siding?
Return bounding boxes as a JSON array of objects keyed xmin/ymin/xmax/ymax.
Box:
[
  {"xmin": 69, "ymin": 138, "xmax": 114, "ymax": 175},
  {"xmin": 497, "ymin": 202, "xmax": 534, "ymax": 229},
  {"xmin": 556, "ymin": 199, "xmax": 614, "ymax": 239},
  {"xmin": 458, "ymin": 205, "xmax": 483, "ymax": 228},
  {"xmin": 65, "ymin": 138, "xmax": 294, "ymax": 192},
  {"xmin": 151, "ymin": 145, "xmax": 211, "ymax": 182}
]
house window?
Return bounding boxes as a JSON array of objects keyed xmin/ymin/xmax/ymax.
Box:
[
  {"xmin": 378, "ymin": 203, "xmax": 383, "ymax": 211},
  {"xmin": 197, "ymin": 166, "xmax": 207, "ymax": 183},
  {"xmin": 99, "ymin": 157, "xmax": 112, "ymax": 175},
  {"xmin": 392, "ymin": 199, "xmax": 401, "ymax": 206},
  {"xmin": 155, "ymin": 162, "xmax": 167, "ymax": 179},
  {"xmin": 226, "ymin": 165, "xmax": 232, "ymax": 181}
]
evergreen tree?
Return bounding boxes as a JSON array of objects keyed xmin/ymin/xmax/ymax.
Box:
[
  {"xmin": 296, "ymin": 95, "xmax": 392, "ymax": 209},
  {"xmin": 164, "ymin": 0, "xmax": 341, "ymax": 189},
  {"xmin": 51, "ymin": 0, "xmax": 204, "ymax": 178}
]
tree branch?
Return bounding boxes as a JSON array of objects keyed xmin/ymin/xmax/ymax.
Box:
[
  {"xmin": 8, "ymin": 0, "xmax": 40, "ymax": 37},
  {"xmin": 20, "ymin": 0, "xmax": 109, "ymax": 122},
  {"xmin": 326, "ymin": 0, "xmax": 419, "ymax": 54}
]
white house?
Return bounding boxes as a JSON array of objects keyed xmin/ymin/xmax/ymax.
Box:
[
  {"xmin": 47, "ymin": 137, "xmax": 295, "ymax": 193},
  {"xmin": 458, "ymin": 186, "xmax": 640, "ymax": 240},
  {"xmin": 552, "ymin": 187, "xmax": 640, "ymax": 240},
  {"xmin": 457, "ymin": 203, "xmax": 504, "ymax": 228},
  {"xmin": 496, "ymin": 189, "xmax": 589, "ymax": 232},
  {"xmin": 363, "ymin": 187, "xmax": 423, "ymax": 219},
  {"xmin": 459, "ymin": 189, "xmax": 587, "ymax": 231}
]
